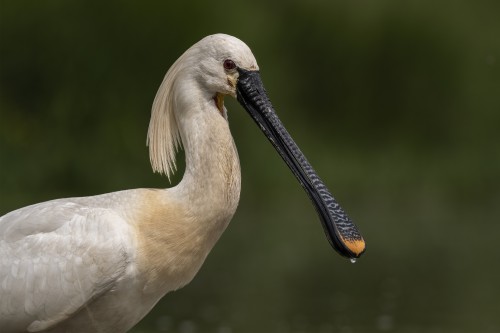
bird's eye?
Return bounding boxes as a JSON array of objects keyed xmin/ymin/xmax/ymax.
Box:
[{"xmin": 223, "ymin": 59, "xmax": 236, "ymax": 71}]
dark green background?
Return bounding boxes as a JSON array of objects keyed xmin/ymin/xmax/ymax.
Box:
[{"xmin": 1, "ymin": 1, "xmax": 499, "ymax": 332}]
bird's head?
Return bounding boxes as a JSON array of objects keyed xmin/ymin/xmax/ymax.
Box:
[{"xmin": 191, "ymin": 34, "xmax": 259, "ymax": 100}]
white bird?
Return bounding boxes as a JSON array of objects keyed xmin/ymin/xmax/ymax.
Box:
[{"xmin": 0, "ymin": 34, "xmax": 365, "ymax": 333}]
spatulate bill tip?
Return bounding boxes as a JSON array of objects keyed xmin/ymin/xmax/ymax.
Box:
[{"xmin": 341, "ymin": 237, "xmax": 366, "ymax": 258}]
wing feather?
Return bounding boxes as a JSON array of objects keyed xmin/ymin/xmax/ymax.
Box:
[{"xmin": 0, "ymin": 197, "xmax": 134, "ymax": 332}]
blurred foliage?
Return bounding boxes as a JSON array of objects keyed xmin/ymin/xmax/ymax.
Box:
[{"xmin": 1, "ymin": 0, "xmax": 499, "ymax": 332}]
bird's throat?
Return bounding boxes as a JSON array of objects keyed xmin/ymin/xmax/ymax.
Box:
[{"xmin": 213, "ymin": 93, "xmax": 225, "ymax": 115}]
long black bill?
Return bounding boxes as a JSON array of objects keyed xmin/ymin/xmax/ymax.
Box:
[{"xmin": 236, "ymin": 68, "xmax": 366, "ymax": 259}]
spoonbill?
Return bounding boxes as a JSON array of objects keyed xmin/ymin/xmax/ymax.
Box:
[{"xmin": 0, "ymin": 34, "xmax": 365, "ymax": 332}]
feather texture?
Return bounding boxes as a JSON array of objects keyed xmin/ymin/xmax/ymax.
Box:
[
  {"xmin": 0, "ymin": 194, "xmax": 136, "ymax": 332},
  {"xmin": 147, "ymin": 50, "xmax": 187, "ymax": 180}
]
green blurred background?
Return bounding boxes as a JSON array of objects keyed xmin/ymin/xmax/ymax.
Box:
[{"xmin": 1, "ymin": 1, "xmax": 499, "ymax": 332}]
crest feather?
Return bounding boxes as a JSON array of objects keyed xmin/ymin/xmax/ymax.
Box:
[{"xmin": 147, "ymin": 54, "xmax": 188, "ymax": 181}]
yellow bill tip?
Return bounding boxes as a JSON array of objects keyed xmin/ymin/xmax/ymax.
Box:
[{"xmin": 342, "ymin": 238, "xmax": 366, "ymax": 257}]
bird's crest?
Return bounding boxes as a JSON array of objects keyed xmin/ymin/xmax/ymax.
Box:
[{"xmin": 147, "ymin": 53, "xmax": 187, "ymax": 181}]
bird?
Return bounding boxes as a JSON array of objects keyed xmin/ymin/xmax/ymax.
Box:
[{"xmin": 0, "ymin": 34, "xmax": 365, "ymax": 332}]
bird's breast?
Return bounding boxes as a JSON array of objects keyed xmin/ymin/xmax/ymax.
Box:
[{"xmin": 132, "ymin": 188, "xmax": 238, "ymax": 295}]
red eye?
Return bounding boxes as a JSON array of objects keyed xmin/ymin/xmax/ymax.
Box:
[{"xmin": 223, "ymin": 59, "xmax": 236, "ymax": 70}]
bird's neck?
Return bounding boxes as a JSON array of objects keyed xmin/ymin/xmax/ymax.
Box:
[
  {"xmin": 136, "ymin": 91, "xmax": 242, "ymax": 294},
  {"xmin": 173, "ymin": 91, "xmax": 241, "ymax": 227}
]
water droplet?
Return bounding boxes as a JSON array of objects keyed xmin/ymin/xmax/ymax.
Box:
[{"xmin": 350, "ymin": 258, "xmax": 356, "ymax": 264}]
